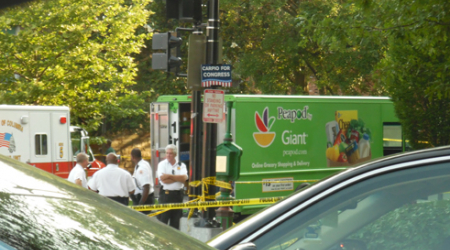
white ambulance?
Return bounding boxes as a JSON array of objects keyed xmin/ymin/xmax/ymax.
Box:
[{"xmin": 0, "ymin": 105, "xmax": 105, "ymax": 178}]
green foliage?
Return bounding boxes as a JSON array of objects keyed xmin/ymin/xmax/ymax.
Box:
[
  {"xmin": 0, "ymin": 0, "xmax": 152, "ymax": 133},
  {"xmin": 221, "ymin": 0, "xmax": 311, "ymax": 94},
  {"xmin": 364, "ymin": 0, "xmax": 450, "ymax": 148},
  {"xmin": 0, "ymin": 0, "xmax": 448, "ymax": 148},
  {"xmin": 220, "ymin": 0, "xmax": 386, "ymax": 95}
]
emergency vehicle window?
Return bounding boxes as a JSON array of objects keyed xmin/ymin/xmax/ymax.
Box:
[
  {"xmin": 35, "ymin": 134, "xmax": 48, "ymax": 155},
  {"xmin": 383, "ymin": 123, "xmax": 403, "ymax": 156}
]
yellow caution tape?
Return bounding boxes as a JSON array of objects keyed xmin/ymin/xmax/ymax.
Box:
[
  {"xmin": 131, "ymin": 196, "xmax": 284, "ymax": 212},
  {"xmin": 147, "ymin": 209, "xmax": 170, "ymax": 217},
  {"xmin": 190, "ymin": 176, "xmax": 232, "ymax": 190},
  {"xmin": 188, "ymin": 176, "xmax": 233, "ymax": 212},
  {"xmin": 149, "ymin": 177, "xmax": 313, "ymax": 218}
]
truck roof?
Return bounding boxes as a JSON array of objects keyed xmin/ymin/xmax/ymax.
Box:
[
  {"xmin": 156, "ymin": 94, "xmax": 392, "ymax": 103},
  {"xmin": 0, "ymin": 105, "xmax": 70, "ymax": 111}
]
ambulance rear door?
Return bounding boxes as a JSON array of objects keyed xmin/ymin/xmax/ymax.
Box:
[
  {"xmin": 150, "ymin": 102, "xmax": 170, "ymax": 194},
  {"xmin": 50, "ymin": 111, "xmax": 71, "ymax": 178}
]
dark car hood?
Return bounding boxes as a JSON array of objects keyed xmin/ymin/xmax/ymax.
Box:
[{"xmin": 0, "ymin": 155, "xmax": 213, "ymax": 250}]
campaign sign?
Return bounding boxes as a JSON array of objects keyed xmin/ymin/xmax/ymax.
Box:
[{"xmin": 201, "ymin": 64, "xmax": 232, "ymax": 87}]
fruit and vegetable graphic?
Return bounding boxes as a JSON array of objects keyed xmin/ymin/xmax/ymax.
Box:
[
  {"xmin": 326, "ymin": 111, "xmax": 372, "ymax": 167},
  {"xmin": 253, "ymin": 107, "xmax": 276, "ymax": 148}
]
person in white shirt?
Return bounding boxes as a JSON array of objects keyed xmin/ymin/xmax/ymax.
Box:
[
  {"xmin": 157, "ymin": 144, "xmax": 188, "ymax": 229},
  {"xmin": 68, "ymin": 153, "xmax": 89, "ymax": 188},
  {"xmin": 131, "ymin": 148, "xmax": 154, "ymax": 207},
  {"xmin": 88, "ymin": 153, "xmax": 135, "ymax": 206}
]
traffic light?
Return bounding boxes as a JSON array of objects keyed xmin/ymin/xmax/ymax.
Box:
[
  {"xmin": 152, "ymin": 32, "xmax": 183, "ymax": 73},
  {"xmin": 166, "ymin": 0, "xmax": 202, "ymax": 22}
]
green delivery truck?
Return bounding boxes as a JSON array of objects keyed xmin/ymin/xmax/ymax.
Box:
[{"xmin": 150, "ymin": 95, "xmax": 406, "ymax": 216}]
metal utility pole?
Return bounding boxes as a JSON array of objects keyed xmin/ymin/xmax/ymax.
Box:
[
  {"xmin": 190, "ymin": 89, "xmax": 203, "ymax": 199},
  {"xmin": 201, "ymin": 0, "xmax": 220, "ymax": 225},
  {"xmin": 188, "ymin": 26, "xmax": 205, "ymax": 202}
]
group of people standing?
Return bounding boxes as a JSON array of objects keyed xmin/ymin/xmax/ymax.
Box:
[{"xmin": 67, "ymin": 143, "xmax": 187, "ymax": 230}]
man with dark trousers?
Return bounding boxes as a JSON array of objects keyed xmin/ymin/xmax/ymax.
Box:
[
  {"xmin": 88, "ymin": 153, "xmax": 135, "ymax": 206},
  {"xmin": 157, "ymin": 144, "xmax": 188, "ymax": 229},
  {"xmin": 131, "ymin": 148, "xmax": 154, "ymax": 207}
]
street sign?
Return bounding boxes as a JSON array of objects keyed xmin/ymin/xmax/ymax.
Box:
[
  {"xmin": 203, "ymin": 89, "xmax": 224, "ymax": 123},
  {"xmin": 201, "ymin": 64, "xmax": 232, "ymax": 87}
]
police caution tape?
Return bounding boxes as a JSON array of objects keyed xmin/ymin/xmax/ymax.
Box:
[
  {"xmin": 130, "ymin": 197, "xmax": 285, "ymax": 212},
  {"xmin": 190, "ymin": 176, "xmax": 232, "ymax": 190}
]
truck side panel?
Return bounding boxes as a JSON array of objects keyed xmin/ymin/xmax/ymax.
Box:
[
  {"xmin": 232, "ymin": 98, "xmax": 398, "ymax": 214},
  {"xmin": 0, "ymin": 111, "xmax": 31, "ymax": 164}
]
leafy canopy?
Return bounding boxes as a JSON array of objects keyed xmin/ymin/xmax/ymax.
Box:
[{"xmin": 0, "ymin": 0, "xmax": 152, "ymax": 132}]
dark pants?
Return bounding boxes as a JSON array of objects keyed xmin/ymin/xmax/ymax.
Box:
[
  {"xmin": 107, "ymin": 196, "xmax": 129, "ymax": 206},
  {"xmin": 135, "ymin": 193, "xmax": 155, "ymax": 214},
  {"xmin": 158, "ymin": 189, "xmax": 184, "ymax": 229}
]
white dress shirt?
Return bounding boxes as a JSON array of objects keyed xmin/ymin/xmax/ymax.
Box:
[
  {"xmin": 67, "ymin": 164, "xmax": 87, "ymax": 188},
  {"xmin": 133, "ymin": 159, "xmax": 154, "ymax": 195},
  {"xmin": 88, "ymin": 164, "xmax": 135, "ymax": 197},
  {"xmin": 157, "ymin": 159, "xmax": 188, "ymax": 190}
]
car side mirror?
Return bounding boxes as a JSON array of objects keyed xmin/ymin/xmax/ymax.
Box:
[{"xmin": 230, "ymin": 242, "xmax": 257, "ymax": 250}]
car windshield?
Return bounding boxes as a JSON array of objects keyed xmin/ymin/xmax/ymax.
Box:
[{"xmin": 252, "ymin": 160, "xmax": 450, "ymax": 250}]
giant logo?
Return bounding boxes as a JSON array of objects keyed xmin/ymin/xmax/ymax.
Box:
[{"xmin": 253, "ymin": 107, "xmax": 276, "ymax": 148}]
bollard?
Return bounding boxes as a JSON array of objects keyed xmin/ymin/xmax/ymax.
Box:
[{"xmin": 215, "ymin": 186, "xmax": 234, "ymax": 230}]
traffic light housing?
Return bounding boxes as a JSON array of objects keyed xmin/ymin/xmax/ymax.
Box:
[
  {"xmin": 166, "ymin": 0, "xmax": 202, "ymax": 22},
  {"xmin": 152, "ymin": 32, "xmax": 183, "ymax": 73}
]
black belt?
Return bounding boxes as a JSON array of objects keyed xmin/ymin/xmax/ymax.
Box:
[{"xmin": 163, "ymin": 189, "xmax": 182, "ymax": 195}]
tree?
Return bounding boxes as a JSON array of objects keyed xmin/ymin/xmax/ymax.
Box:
[
  {"xmin": 220, "ymin": 0, "xmax": 310, "ymax": 94},
  {"xmin": 309, "ymin": 0, "xmax": 450, "ymax": 148},
  {"xmin": 367, "ymin": 0, "xmax": 450, "ymax": 148},
  {"xmin": 296, "ymin": 0, "xmax": 388, "ymax": 95},
  {"xmin": 219, "ymin": 0, "xmax": 386, "ymax": 95},
  {"xmin": 0, "ymin": 0, "xmax": 152, "ymax": 132}
]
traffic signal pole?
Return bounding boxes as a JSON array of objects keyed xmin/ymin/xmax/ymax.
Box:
[
  {"xmin": 206, "ymin": 0, "xmax": 220, "ymax": 64},
  {"xmin": 201, "ymin": 0, "xmax": 220, "ymax": 226},
  {"xmin": 153, "ymin": 0, "xmax": 223, "ymax": 228}
]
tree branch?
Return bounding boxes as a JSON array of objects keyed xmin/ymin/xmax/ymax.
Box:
[
  {"xmin": 424, "ymin": 19, "xmax": 450, "ymax": 26},
  {"xmin": 37, "ymin": 49, "xmax": 67, "ymax": 79},
  {"xmin": 326, "ymin": 85, "xmax": 335, "ymax": 95},
  {"xmin": 303, "ymin": 57, "xmax": 319, "ymax": 80},
  {"xmin": 13, "ymin": 72, "xmax": 31, "ymax": 81},
  {"xmin": 13, "ymin": 54, "xmax": 35, "ymax": 78},
  {"xmin": 364, "ymin": 21, "xmax": 420, "ymax": 31},
  {"xmin": 286, "ymin": 0, "xmax": 299, "ymax": 12},
  {"xmin": 286, "ymin": 74, "xmax": 295, "ymax": 84},
  {"xmin": 282, "ymin": 6, "xmax": 297, "ymax": 17}
]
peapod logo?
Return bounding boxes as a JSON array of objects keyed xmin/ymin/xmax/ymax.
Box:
[
  {"xmin": 253, "ymin": 107, "xmax": 276, "ymax": 148},
  {"xmin": 277, "ymin": 106, "xmax": 312, "ymax": 122}
]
